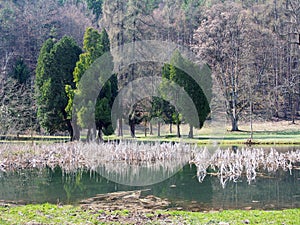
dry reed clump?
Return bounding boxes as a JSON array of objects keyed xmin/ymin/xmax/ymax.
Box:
[
  {"xmin": 0, "ymin": 142, "xmax": 86, "ymax": 173},
  {"xmin": 0, "ymin": 142, "xmax": 299, "ymax": 186},
  {"xmin": 0, "ymin": 142, "xmax": 194, "ymax": 174},
  {"xmin": 80, "ymin": 141, "xmax": 193, "ymax": 185},
  {"xmin": 190, "ymin": 147, "xmax": 300, "ymax": 187}
]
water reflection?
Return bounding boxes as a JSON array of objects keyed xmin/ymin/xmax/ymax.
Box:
[
  {"xmin": 0, "ymin": 164, "xmax": 299, "ymax": 210},
  {"xmin": 192, "ymin": 147, "xmax": 300, "ymax": 187},
  {"xmin": 94, "ymin": 160, "xmax": 188, "ymax": 186}
]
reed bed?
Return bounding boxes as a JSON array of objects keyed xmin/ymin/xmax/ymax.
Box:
[
  {"xmin": 0, "ymin": 142, "xmax": 193, "ymax": 172},
  {"xmin": 191, "ymin": 147, "xmax": 300, "ymax": 187},
  {"xmin": 0, "ymin": 142, "xmax": 299, "ymax": 186},
  {"xmin": 81, "ymin": 141, "xmax": 192, "ymax": 185}
]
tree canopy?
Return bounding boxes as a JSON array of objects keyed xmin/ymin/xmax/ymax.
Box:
[
  {"xmin": 66, "ymin": 27, "xmax": 118, "ymax": 141},
  {"xmin": 35, "ymin": 36, "xmax": 81, "ymax": 137}
]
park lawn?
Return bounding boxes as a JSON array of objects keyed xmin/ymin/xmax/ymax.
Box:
[
  {"xmin": 104, "ymin": 121, "xmax": 300, "ymax": 145},
  {"xmin": 1, "ymin": 121, "xmax": 300, "ymax": 146},
  {"xmin": 0, "ymin": 203, "xmax": 299, "ymax": 224},
  {"xmin": 104, "ymin": 130, "xmax": 300, "ymax": 146},
  {"xmin": 2, "ymin": 131, "xmax": 300, "ymax": 145}
]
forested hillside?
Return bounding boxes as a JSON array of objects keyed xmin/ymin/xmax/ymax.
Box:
[{"xmin": 0, "ymin": 0, "xmax": 299, "ymax": 137}]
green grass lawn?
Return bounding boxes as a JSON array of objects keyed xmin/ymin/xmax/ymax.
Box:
[
  {"xmin": 1, "ymin": 121, "xmax": 300, "ymax": 146},
  {"xmin": 104, "ymin": 130, "xmax": 300, "ymax": 146},
  {"xmin": 166, "ymin": 208, "xmax": 300, "ymax": 225},
  {"xmin": 0, "ymin": 203, "xmax": 299, "ymax": 224},
  {"xmin": 102, "ymin": 121, "xmax": 300, "ymax": 146}
]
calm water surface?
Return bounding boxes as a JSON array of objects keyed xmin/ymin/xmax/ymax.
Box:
[{"xmin": 0, "ymin": 146, "xmax": 299, "ymax": 210}]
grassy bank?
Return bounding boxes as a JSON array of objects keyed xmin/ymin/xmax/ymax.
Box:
[
  {"xmin": 0, "ymin": 203, "xmax": 299, "ymax": 224},
  {"xmin": 1, "ymin": 121, "xmax": 299, "ymax": 146},
  {"xmin": 167, "ymin": 208, "xmax": 300, "ymax": 225},
  {"xmin": 109, "ymin": 131, "xmax": 300, "ymax": 146},
  {"xmin": 108, "ymin": 121, "xmax": 300, "ymax": 146}
]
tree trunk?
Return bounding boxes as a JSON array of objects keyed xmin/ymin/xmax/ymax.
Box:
[
  {"xmin": 188, "ymin": 124, "xmax": 193, "ymax": 138},
  {"xmin": 231, "ymin": 115, "xmax": 239, "ymax": 131},
  {"xmin": 118, "ymin": 118, "xmax": 123, "ymax": 136},
  {"xmin": 72, "ymin": 123, "xmax": 80, "ymax": 141},
  {"xmin": 97, "ymin": 126, "xmax": 103, "ymax": 142},
  {"xmin": 250, "ymin": 99, "xmax": 253, "ymax": 140},
  {"xmin": 144, "ymin": 122, "xmax": 147, "ymax": 137},
  {"xmin": 176, "ymin": 122, "xmax": 181, "ymax": 138},
  {"xmin": 149, "ymin": 122, "xmax": 153, "ymax": 135},
  {"xmin": 129, "ymin": 121, "xmax": 135, "ymax": 138},
  {"xmin": 157, "ymin": 121, "xmax": 161, "ymax": 137},
  {"xmin": 291, "ymin": 94, "xmax": 296, "ymax": 124},
  {"xmin": 67, "ymin": 119, "xmax": 74, "ymax": 141},
  {"xmin": 92, "ymin": 126, "xmax": 97, "ymax": 140},
  {"xmin": 169, "ymin": 123, "xmax": 172, "ymax": 134},
  {"xmin": 86, "ymin": 128, "xmax": 91, "ymax": 142}
]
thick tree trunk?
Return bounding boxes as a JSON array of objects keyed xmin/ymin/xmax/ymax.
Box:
[
  {"xmin": 129, "ymin": 121, "xmax": 135, "ymax": 138},
  {"xmin": 68, "ymin": 122, "xmax": 74, "ymax": 141},
  {"xmin": 149, "ymin": 122, "xmax": 153, "ymax": 135},
  {"xmin": 188, "ymin": 124, "xmax": 193, "ymax": 138},
  {"xmin": 97, "ymin": 127, "xmax": 103, "ymax": 142},
  {"xmin": 169, "ymin": 124, "xmax": 172, "ymax": 134},
  {"xmin": 157, "ymin": 121, "xmax": 161, "ymax": 137},
  {"xmin": 231, "ymin": 115, "xmax": 239, "ymax": 131},
  {"xmin": 118, "ymin": 118, "xmax": 123, "ymax": 136},
  {"xmin": 92, "ymin": 126, "xmax": 97, "ymax": 140},
  {"xmin": 67, "ymin": 119, "xmax": 74, "ymax": 141},
  {"xmin": 64, "ymin": 110, "xmax": 80, "ymax": 141},
  {"xmin": 86, "ymin": 128, "xmax": 91, "ymax": 142},
  {"xmin": 176, "ymin": 122, "xmax": 181, "ymax": 138},
  {"xmin": 72, "ymin": 123, "xmax": 80, "ymax": 141}
]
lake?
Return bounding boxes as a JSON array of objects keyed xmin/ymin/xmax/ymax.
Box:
[{"xmin": 0, "ymin": 162, "xmax": 299, "ymax": 211}]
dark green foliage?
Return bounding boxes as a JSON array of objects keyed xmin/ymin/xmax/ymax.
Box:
[
  {"xmin": 9, "ymin": 58, "xmax": 30, "ymax": 84},
  {"xmin": 100, "ymin": 28, "xmax": 110, "ymax": 53},
  {"xmin": 151, "ymin": 97, "xmax": 176, "ymax": 125},
  {"xmin": 169, "ymin": 51, "xmax": 210, "ymax": 129},
  {"xmin": 67, "ymin": 27, "xmax": 117, "ymax": 141},
  {"xmin": 86, "ymin": 0, "xmax": 103, "ymax": 20},
  {"xmin": 35, "ymin": 39, "xmax": 55, "ymax": 88},
  {"xmin": 66, "ymin": 28, "xmax": 104, "ymax": 137},
  {"xmin": 152, "ymin": 63, "xmax": 179, "ymax": 126},
  {"xmin": 94, "ymin": 29, "xmax": 117, "ymax": 139},
  {"xmin": 35, "ymin": 36, "xmax": 81, "ymax": 135},
  {"xmin": 159, "ymin": 51, "xmax": 210, "ymax": 130},
  {"xmin": 95, "ymin": 74, "xmax": 118, "ymax": 136},
  {"xmin": 83, "ymin": 27, "xmax": 103, "ymax": 58}
]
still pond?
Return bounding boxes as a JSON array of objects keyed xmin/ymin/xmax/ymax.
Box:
[{"xmin": 0, "ymin": 145, "xmax": 299, "ymax": 211}]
